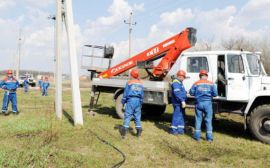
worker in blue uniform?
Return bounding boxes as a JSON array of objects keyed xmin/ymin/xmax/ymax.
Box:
[
  {"xmin": 170, "ymin": 70, "xmax": 188, "ymax": 134},
  {"xmin": 38, "ymin": 76, "xmax": 44, "ymax": 92},
  {"xmin": 24, "ymin": 75, "xmax": 29, "ymax": 92},
  {"xmin": 0, "ymin": 70, "xmax": 20, "ymax": 115},
  {"xmin": 42, "ymin": 76, "xmax": 50, "ymax": 96},
  {"xmin": 189, "ymin": 70, "xmax": 218, "ymax": 141},
  {"xmin": 121, "ymin": 69, "xmax": 144, "ymax": 139}
]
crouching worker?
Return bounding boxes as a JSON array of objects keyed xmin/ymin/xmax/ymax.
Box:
[
  {"xmin": 121, "ymin": 69, "xmax": 144, "ymax": 139},
  {"xmin": 42, "ymin": 76, "xmax": 50, "ymax": 96},
  {"xmin": 189, "ymin": 70, "xmax": 218, "ymax": 141},
  {"xmin": 170, "ymin": 70, "xmax": 187, "ymax": 134},
  {"xmin": 0, "ymin": 70, "xmax": 20, "ymax": 115}
]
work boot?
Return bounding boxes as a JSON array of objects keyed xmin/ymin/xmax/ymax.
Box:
[
  {"xmin": 136, "ymin": 129, "xmax": 142, "ymax": 139},
  {"xmin": 121, "ymin": 129, "xmax": 128, "ymax": 139},
  {"xmin": 13, "ymin": 112, "xmax": 19, "ymax": 115},
  {"xmin": 1, "ymin": 112, "xmax": 7, "ymax": 116}
]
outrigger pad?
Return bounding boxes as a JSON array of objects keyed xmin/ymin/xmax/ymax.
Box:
[{"xmin": 187, "ymin": 27, "xmax": 197, "ymax": 46}]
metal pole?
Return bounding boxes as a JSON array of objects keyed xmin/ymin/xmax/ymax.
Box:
[
  {"xmin": 55, "ymin": 0, "xmax": 63, "ymax": 120},
  {"xmin": 124, "ymin": 13, "xmax": 136, "ymax": 77},
  {"xmin": 64, "ymin": 0, "xmax": 83, "ymax": 125},
  {"xmin": 16, "ymin": 29, "xmax": 21, "ymax": 79},
  {"xmin": 129, "ymin": 13, "xmax": 132, "ymax": 60}
]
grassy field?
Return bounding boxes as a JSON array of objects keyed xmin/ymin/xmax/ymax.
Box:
[{"xmin": 0, "ymin": 85, "xmax": 269, "ymax": 167}]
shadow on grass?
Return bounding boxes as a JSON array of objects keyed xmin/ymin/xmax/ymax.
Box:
[
  {"xmin": 85, "ymin": 105, "xmax": 253, "ymax": 141},
  {"xmin": 63, "ymin": 110, "xmax": 74, "ymax": 126},
  {"xmin": 114, "ymin": 124, "xmax": 136, "ymax": 136}
]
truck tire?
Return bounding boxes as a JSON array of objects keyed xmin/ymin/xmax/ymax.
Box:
[
  {"xmin": 250, "ymin": 105, "xmax": 270, "ymax": 144},
  {"xmin": 142, "ymin": 104, "xmax": 166, "ymax": 116},
  {"xmin": 115, "ymin": 93, "xmax": 125, "ymax": 119},
  {"xmin": 32, "ymin": 83, "xmax": 36, "ymax": 87}
]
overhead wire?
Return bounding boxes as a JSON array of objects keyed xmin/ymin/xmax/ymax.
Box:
[{"xmin": 135, "ymin": 0, "xmax": 195, "ymax": 23}]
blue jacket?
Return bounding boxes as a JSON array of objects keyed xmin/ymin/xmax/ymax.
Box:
[
  {"xmin": 171, "ymin": 78, "xmax": 187, "ymax": 106},
  {"xmin": 0, "ymin": 77, "xmax": 19, "ymax": 93},
  {"xmin": 43, "ymin": 80, "xmax": 50, "ymax": 89},
  {"xmin": 189, "ymin": 79, "xmax": 218, "ymax": 104},
  {"xmin": 122, "ymin": 79, "xmax": 144, "ymax": 105},
  {"xmin": 38, "ymin": 79, "xmax": 44, "ymax": 86},
  {"xmin": 24, "ymin": 78, "xmax": 29, "ymax": 86}
]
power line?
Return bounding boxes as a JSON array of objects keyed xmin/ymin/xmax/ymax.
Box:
[
  {"xmin": 133, "ymin": 0, "xmax": 182, "ymax": 19},
  {"xmin": 136, "ymin": 0, "xmax": 195, "ymax": 23}
]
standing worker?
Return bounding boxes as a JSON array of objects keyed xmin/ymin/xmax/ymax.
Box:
[
  {"xmin": 24, "ymin": 75, "xmax": 29, "ymax": 92},
  {"xmin": 42, "ymin": 76, "xmax": 50, "ymax": 96},
  {"xmin": 170, "ymin": 70, "xmax": 187, "ymax": 134},
  {"xmin": 189, "ymin": 70, "xmax": 218, "ymax": 141},
  {"xmin": 0, "ymin": 70, "xmax": 20, "ymax": 115},
  {"xmin": 38, "ymin": 76, "xmax": 44, "ymax": 92},
  {"xmin": 121, "ymin": 69, "xmax": 144, "ymax": 139}
]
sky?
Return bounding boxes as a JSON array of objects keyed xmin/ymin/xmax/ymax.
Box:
[{"xmin": 0, "ymin": 0, "xmax": 269, "ymax": 76}]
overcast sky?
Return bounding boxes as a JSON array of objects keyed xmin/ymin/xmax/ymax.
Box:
[{"xmin": 0, "ymin": 0, "xmax": 269, "ymax": 76}]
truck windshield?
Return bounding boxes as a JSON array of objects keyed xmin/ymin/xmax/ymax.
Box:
[{"xmin": 246, "ymin": 54, "xmax": 266, "ymax": 75}]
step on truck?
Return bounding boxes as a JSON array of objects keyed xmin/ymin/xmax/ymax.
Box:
[{"xmin": 82, "ymin": 27, "xmax": 270, "ymax": 144}]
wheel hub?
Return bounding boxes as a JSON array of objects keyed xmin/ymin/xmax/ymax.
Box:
[{"xmin": 263, "ymin": 120, "xmax": 270, "ymax": 132}]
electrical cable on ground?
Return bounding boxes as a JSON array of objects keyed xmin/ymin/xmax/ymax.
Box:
[{"xmin": 89, "ymin": 129, "xmax": 126, "ymax": 168}]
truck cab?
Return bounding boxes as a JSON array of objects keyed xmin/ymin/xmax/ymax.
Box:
[{"xmin": 178, "ymin": 51, "xmax": 270, "ymax": 143}]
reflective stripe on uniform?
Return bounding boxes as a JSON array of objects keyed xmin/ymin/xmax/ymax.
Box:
[
  {"xmin": 195, "ymin": 130, "xmax": 201, "ymax": 132},
  {"xmin": 174, "ymin": 89, "xmax": 180, "ymax": 91},
  {"xmin": 135, "ymin": 126, "xmax": 142, "ymax": 128},
  {"xmin": 178, "ymin": 125, "xmax": 184, "ymax": 128},
  {"xmin": 123, "ymin": 125, "xmax": 129, "ymax": 128},
  {"xmin": 171, "ymin": 126, "xmax": 177, "ymax": 129},
  {"xmin": 206, "ymin": 131, "xmax": 212, "ymax": 133}
]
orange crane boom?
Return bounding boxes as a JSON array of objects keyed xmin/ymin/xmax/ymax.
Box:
[{"xmin": 98, "ymin": 27, "xmax": 196, "ymax": 81}]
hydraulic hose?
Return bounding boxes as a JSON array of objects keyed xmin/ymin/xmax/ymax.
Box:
[{"xmin": 89, "ymin": 129, "xmax": 126, "ymax": 168}]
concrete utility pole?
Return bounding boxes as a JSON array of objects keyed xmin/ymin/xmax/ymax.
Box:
[
  {"xmin": 55, "ymin": 0, "xmax": 63, "ymax": 120},
  {"xmin": 13, "ymin": 53, "xmax": 16, "ymax": 73},
  {"xmin": 16, "ymin": 29, "xmax": 22, "ymax": 79},
  {"xmin": 64, "ymin": 0, "xmax": 83, "ymax": 125},
  {"xmin": 124, "ymin": 13, "xmax": 136, "ymax": 77},
  {"xmin": 55, "ymin": 0, "xmax": 83, "ymax": 125}
]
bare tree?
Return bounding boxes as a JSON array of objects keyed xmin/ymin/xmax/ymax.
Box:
[
  {"xmin": 190, "ymin": 36, "xmax": 216, "ymax": 51},
  {"xmin": 221, "ymin": 36, "xmax": 258, "ymax": 52},
  {"xmin": 258, "ymin": 37, "xmax": 270, "ymax": 74}
]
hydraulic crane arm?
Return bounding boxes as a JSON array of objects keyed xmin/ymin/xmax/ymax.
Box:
[{"xmin": 98, "ymin": 27, "xmax": 197, "ymax": 80}]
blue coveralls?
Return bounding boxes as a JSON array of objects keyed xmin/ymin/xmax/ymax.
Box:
[
  {"xmin": 0, "ymin": 77, "xmax": 19, "ymax": 113},
  {"xmin": 24, "ymin": 78, "xmax": 29, "ymax": 92},
  {"xmin": 38, "ymin": 79, "xmax": 44, "ymax": 91},
  {"xmin": 170, "ymin": 78, "xmax": 187, "ymax": 134},
  {"xmin": 42, "ymin": 80, "xmax": 50, "ymax": 96},
  {"xmin": 122, "ymin": 79, "xmax": 144, "ymax": 130},
  {"xmin": 190, "ymin": 79, "xmax": 218, "ymax": 141}
]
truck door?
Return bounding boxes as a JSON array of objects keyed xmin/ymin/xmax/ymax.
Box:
[
  {"xmin": 226, "ymin": 54, "xmax": 249, "ymax": 101},
  {"xmin": 183, "ymin": 55, "xmax": 212, "ymax": 93}
]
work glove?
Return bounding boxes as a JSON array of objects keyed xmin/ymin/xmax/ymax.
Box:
[{"xmin": 181, "ymin": 101, "xmax": 186, "ymax": 108}]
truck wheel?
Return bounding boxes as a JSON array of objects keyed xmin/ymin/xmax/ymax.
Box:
[
  {"xmin": 115, "ymin": 93, "xmax": 125, "ymax": 119},
  {"xmin": 250, "ymin": 105, "xmax": 270, "ymax": 144},
  {"xmin": 32, "ymin": 83, "xmax": 36, "ymax": 87},
  {"xmin": 142, "ymin": 104, "xmax": 166, "ymax": 116}
]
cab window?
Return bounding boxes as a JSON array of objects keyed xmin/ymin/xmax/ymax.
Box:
[
  {"xmin": 227, "ymin": 55, "xmax": 245, "ymax": 73},
  {"xmin": 187, "ymin": 57, "xmax": 209, "ymax": 73}
]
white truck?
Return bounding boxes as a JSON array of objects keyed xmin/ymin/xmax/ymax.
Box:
[
  {"xmin": 18, "ymin": 74, "xmax": 36, "ymax": 87},
  {"xmin": 89, "ymin": 50, "xmax": 270, "ymax": 144}
]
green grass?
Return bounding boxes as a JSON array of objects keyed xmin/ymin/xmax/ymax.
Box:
[{"xmin": 0, "ymin": 87, "xmax": 269, "ymax": 167}]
